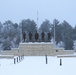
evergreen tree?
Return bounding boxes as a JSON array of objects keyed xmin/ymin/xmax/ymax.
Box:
[
  {"xmin": 20, "ymin": 19, "xmax": 37, "ymax": 33},
  {"xmin": 39, "ymin": 19, "xmax": 52, "ymax": 41},
  {"xmin": 2, "ymin": 39, "xmax": 11, "ymax": 50},
  {"xmin": 72, "ymin": 25, "xmax": 76, "ymax": 40},
  {"xmin": 19, "ymin": 19, "xmax": 37, "ymax": 41},
  {"xmin": 61, "ymin": 21, "xmax": 74, "ymax": 50},
  {"xmin": 0, "ymin": 22, "xmax": 3, "ymax": 44},
  {"xmin": 39, "ymin": 19, "xmax": 51, "ymax": 32}
]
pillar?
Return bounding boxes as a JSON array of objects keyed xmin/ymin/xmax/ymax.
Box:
[
  {"xmin": 17, "ymin": 57, "xmax": 18, "ymax": 63},
  {"xmin": 45, "ymin": 55, "xmax": 48, "ymax": 64},
  {"xmin": 19, "ymin": 56, "xmax": 20, "ymax": 61},
  {"xmin": 14, "ymin": 58, "xmax": 16, "ymax": 64},
  {"xmin": 60, "ymin": 59, "xmax": 62, "ymax": 66}
]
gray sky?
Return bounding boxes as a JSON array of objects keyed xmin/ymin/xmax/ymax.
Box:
[{"xmin": 0, "ymin": 0, "xmax": 76, "ymax": 27}]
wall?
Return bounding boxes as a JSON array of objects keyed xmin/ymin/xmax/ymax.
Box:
[{"xmin": 0, "ymin": 42, "xmax": 74, "ymax": 56}]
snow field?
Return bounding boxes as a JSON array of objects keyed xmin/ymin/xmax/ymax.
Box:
[{"xmin": 0, "ymin": 56, "xmax": 76, "ymax": 75}]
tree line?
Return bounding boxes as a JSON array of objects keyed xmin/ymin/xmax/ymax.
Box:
[{"xmin": 0, "ymin": 19, "xmax": 76, "ymax": 50}]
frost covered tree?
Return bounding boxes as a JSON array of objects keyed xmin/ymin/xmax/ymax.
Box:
[
  {"xmin": 19, "ymin": 19, "xmax": 37, "ymax": 41},
  {"xmin": 2, "ymin": 20, "xmax": 13, "ymax": 39},
  {"xmin": 0, "ymin": 22, "xmax": 3, "ymax": 32},
  {"xmin": 2, "ymin": 39, "xmax": 11, "ymax": 50},
  {"xmin": 61, "ymin": 21, "xmax": 74, "ymax": 50},
  {"xmin": 20, "ymin": 19, "xmax": 37, "ymax": 33},
  {"xmin": 72, "ymin": 25, "xmax": 76, "ymax": 40},
  {"xmin": 51, "ymin": 19, "xmax": 73, "ymax": 50},
  {"xmin": 0, "ymin": 22, "xmax": 3, "ymax": 45},
  {"xmin": 39, "ymin": 19, "xmax": 52, "ymax": 41},
  {"xmin": 1, "ymin": 20, "xmax": 20, "ymax": 49},
  {"xmin": 39, "ymin": 19, "xmax": 52, "ymax": 32}
]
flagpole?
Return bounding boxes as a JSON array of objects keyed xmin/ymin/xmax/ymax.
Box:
[{"xmin": 20, "ymin": 22, "xmax": 22, "ymax": 43}]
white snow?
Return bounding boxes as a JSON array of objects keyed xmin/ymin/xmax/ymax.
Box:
[
  {"xmin": 20, "ymin": 42, "xmax": 52, "ymax": 44},
  {"xmin": 74, "ymin": 40, "xmax": 76, "ymax": 50},
  {"xmin": 0, "ymin": 56, "xmax": 76, "ymax": 75},
  {"xmin": 56, "ymin": 41, "xmax": 64, "ymax": 48}
]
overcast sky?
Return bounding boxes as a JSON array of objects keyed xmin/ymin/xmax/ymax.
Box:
[{"xmin": 0, "ymin": 0, "xmax": 76, "ymax": 27}]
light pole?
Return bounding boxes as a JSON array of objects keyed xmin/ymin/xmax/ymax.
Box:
[
  {"xmin": 20, "ymin": 22, "xmax": 22, "ymax": 43},
  {"xmin": 53, "ymin": 21, "xmax": 56, "ymax": 47}
]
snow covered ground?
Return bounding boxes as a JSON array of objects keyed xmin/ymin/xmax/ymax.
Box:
[{"xmin": 0, "ymin": 56, "xmax": 76, "ymax": 75}]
